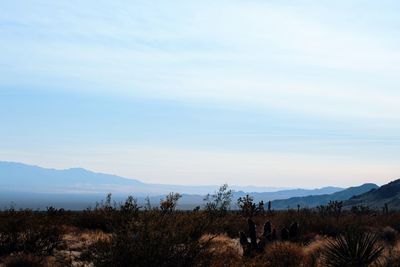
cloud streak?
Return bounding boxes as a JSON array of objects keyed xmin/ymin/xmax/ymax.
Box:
[{"xmin": 1, "ymin": 1, "xmax": 400, "ymax": 186}]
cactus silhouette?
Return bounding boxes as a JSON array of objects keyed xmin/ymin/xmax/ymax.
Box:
[
  {"xmin": 240, "ymin": 231, "xmax": 248, "ymax": 246},
  {"xmin": 272, "ymin": 228, "xmax": 277, "ymax": 241},
  {"xmin": 248, "ymin": 218, "xmax": 258, "ymax": 248},
  {"xmin": 240, "ymin": 219, "xmax": 300, "ymax": 257},
  {"xmin": 263, "ymin": 221, "xmax": 272, "ymax": 239},
  {"xmin": 289, "ymin": 222, "xmax": 299, "ymax": 240},
  {"xmin": 281, "ymin": 227, "xmax": 289, "ymax": 240}
]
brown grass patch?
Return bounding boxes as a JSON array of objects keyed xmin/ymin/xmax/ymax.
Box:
[{"xmin": 201, "ymin": 234, "xmax": 243, "ymax": 267}]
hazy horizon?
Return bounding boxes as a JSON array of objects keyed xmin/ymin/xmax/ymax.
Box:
[
  {"xmin": 2, "ymin": 160, "xmax": 377, "ymax": 189},
  {"xmin": 2, "ymin": 1, "xmax": 400, "ymax": 187}
]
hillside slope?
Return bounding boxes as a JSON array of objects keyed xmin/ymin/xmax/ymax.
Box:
[
  {"xmin": 271, "ymin": 183, "xmax": 378, "ymax": 209},
  {"xmin": 344, "ymin": 179, "xmax": 400, "ymax": 209}
]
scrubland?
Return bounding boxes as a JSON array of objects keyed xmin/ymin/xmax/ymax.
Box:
[{"xmin": 1, "ymin": 189, "xmax": 400, "ymax": 267}]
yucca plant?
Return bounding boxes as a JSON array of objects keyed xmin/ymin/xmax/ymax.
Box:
[{"xmin": 322, "ymin": 231, "xmax": 383, "ymax": 267}]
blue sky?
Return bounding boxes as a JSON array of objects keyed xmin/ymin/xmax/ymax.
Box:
[{"xmin": 1, "ymin": 1, "xmax": 400, "ymax": 187}]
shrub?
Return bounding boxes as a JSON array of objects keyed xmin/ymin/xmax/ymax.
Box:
[
  {"xmin": 3, "ymin": 254, "xmax": 43, "ymax": 267},
  {"xmin": 72, "ymin": 209, "xmax": 113, "ymax": 232},
  {"xmin": 0, "ymin": 214, "xmax": 61, "ymax": 256},
  {"xmin": 383, "ymin": 249, "xmax": 400, "ymax": 267},
  {"xmin": 380, "ymin": 226, "xmax": 397, "ymax": 247},
  {"xmin": 201, "ymin": 234, "xmax": 243, "ymax": 267},
  {"xmin": 160, "ymin": 192, "xmax": 182, "ymax": 212},
  {"xmin": 289, "ymin": 222, "xmax": 299, "ymax": 241},
  {"xmin": 237, "ymin": 195, "xmax": 264, "ymax": 218},
  {"xmin": 264, "ymin": 242, "xmax": 305, "ymax": 267},
  {"xmin": 322, "ymin": 231, "xmax": 383, "ymax": 267},
  {"xmin": 281, "ymin": 227, "xmax": 289, "ymax": 240},
  {"xmin": 85, "ymin": 211, "xmax": 213, "ymax": 267},
  {"xmin": 204, "ymin": 184, "xmax": 233, "ymax": 217}
]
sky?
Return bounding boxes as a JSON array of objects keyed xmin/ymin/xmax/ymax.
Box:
[{"xmin": 1, "ymin": 1, "xmax": 400, "ymax": 187}]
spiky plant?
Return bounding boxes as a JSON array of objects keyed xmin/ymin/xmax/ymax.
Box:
[
  {"xmin": 289, "ymin": 222, "xmax": 299, "ymax": 240},
  {"xmin": 322, "ymin": 231, "xmax": 383, "ymax": 267},
  {"xmin": 263, "ymin": 221, "xmax": 272, "ymax": 240},
  {"xmin": 248, "ymin": 218, "xmax": 257, "ymax": 248}
]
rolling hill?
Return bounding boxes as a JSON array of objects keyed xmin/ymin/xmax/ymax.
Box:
[
  {"xmin": 344, "ymin": 179, "xmax": 400, "ymax": 209},
  {"xmin": 270, "ymin": 183, "xmax": 378, "ymax": 209}
]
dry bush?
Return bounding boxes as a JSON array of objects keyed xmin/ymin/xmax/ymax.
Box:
[
  {"xmin": 84, "ymin": 210, "xmax": 213, "ymax": 267},
  {"xmin": 302, "ymin": 235, "xmax": 332, "ymax": 267},
  {"xmin": 0, "ymin": 224, "xmax": 61, "ymax": 256},
  {"xmin": 2, "ymin": 254, "xmax": 64, "ymax": 267},
  {"xmin": 380, "ymin": 226, "xmax": 398, "ymax": 247},
  {"xmin": 71, "ymin": 208, "xmax": 115, "ymax": 232},
  {"xmin": 0, "ymin": 211, "xmax": 61, "ymax": 257},
  {"xmin": 63, "ymin": 229, "xmax": 110, "ymax": 251},
  {"xmin": 204, "ymin": 212, "xmax": 247, "ymax": 238},
  {"xmin": 201, "ymin": 234, "xmax": 243, "ymax": 267},
  {"xmin": 262, "ymin": 242, "xmax": 306, "ymax": 267},
  {"xmin": 3, "ymin": 254, "xmax": 43, "ymax": 267},
  {"xmin": 378, "ymin": 240, "xmax": 400, "ymax": 267},
  {"xmin": 5, "ymin": 198, "xmax": 400, "ymax": 266}
]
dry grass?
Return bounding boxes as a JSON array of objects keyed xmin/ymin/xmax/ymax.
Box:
[
  {"xmin": 53, "ymin": 228, "xmax": 109, "ymax": 267},
  {"xmin": 0, "ymin": 254, "xmax": 64, "ymax": 267},
  {"xmin": 54, "ymin": 222, "xmax": 400, "ymax": 267},
  {"xmin": 302, "ymin": 235, "xmax": 330, "ymax": 267},
  {"xmin": 201, "ymin": 234, "xmax": 243, "ymax": 267},
  {"xmin": 200, "ymin": 234, "xmax": 335, "ymax": 267},
  {"xmin": 3, "ymin": 206, "xmax": 400, "ymax": 266},
  {"xmin": 377, "ymin": 240, "xmax": 400, "ymax": 267},
  {"xmin": 63, "ymin": 228, "xmax": 110, "ymax": 250},
  {"xmin": 264, "ymin": 242, "xmax": 306, "ymax": 267}
]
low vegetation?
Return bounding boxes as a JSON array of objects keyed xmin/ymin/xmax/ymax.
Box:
[{"xmin": 1, "ymin": 185, "xmax": 400, "ymax": 266}]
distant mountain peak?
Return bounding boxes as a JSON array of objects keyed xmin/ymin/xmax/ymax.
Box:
[
  {"xmin": 344, "ymin": 179, "xmax": 400, "ymax": 209},
  {"xmin": 0, "ymin": 161, "xmax": 388, "ymax": 210},
  {"xmin": 0, "ymin": 161, "xmax": 144, "ymax": 190},
  {"xmin": 270, "ymin": 183, "xmax": 378, "ymax": 210}
]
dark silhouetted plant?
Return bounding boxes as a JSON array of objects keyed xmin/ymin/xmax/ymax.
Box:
[
  {"xmin": 322, "ymin": 231, "xmax": 383, "ymax": 267},
  {"xmin": 85, "ymin": 211, "xmax": 213, "ymax": 267},
  {"xmin": 263, "ymin": 221, "xmax": 272, "ymax": 240},
  {"xmin": 240, "ymin": 219, "xmax": 274, "ymax": 256},
  {"xmin": 380, "ymin": 226, "xmax": 397, "ymax": 247},
  {"xmin": 248, "ymin": 218, "xmax": 257, "ymax": 248},
  {"xmin": 384, "ymin": 203, "xmax": 389, "ymax": 214},
  {"xmin": 204, "ymin": 184, "xmax": 233, "ymax": 216},
  {"xmin": 160, "ymin": 192, "xmax": 182, "ymax": 212},
  {"xmin": 271, "ymin": 228, "xmax": 277, "ymax": 241},
  {"xmin": 289, "ymin": 222, "xmax": 299, "ymax": 240},
  {"xmin": 237, "ymin": 195, "xmax": 264, "ymax": 218},
  {"xmin": 328, "ymin": 201, "xmax": 343, "ymax": 219},
  {"xmin": 0, "ymin": 215, "xmax": 61, "ymax": 257},
  {"xmin": 281, "ymin": 227, "xmax": 289, "ymax": 241},
  {"xmin": 350, "ymin": 205, "xmax": 372, "ymax": 215}
]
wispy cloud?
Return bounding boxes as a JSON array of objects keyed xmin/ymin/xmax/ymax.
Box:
[{"xmin": 1, "ymin": 1, "xmax": 400, "ymax": 186}]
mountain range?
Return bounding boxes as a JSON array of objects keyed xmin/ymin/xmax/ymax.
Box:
[
  {"xmin": 0, "ymin": 161, "xmax": 344, "ymax": 209},
  {"xmin": 0, "ymin": 161, "xmax": 343, "ymax": 195},
  {"xmin": 344, "ymin": 179, "xmax": 400, "ymax": 210},
  {"xmin": 270, "ymin": 183, "xmax": 378, "ymax": 209},
  {"xmin": 1, "ymin": 161, "xmax": 398, "ymax": 210}
]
